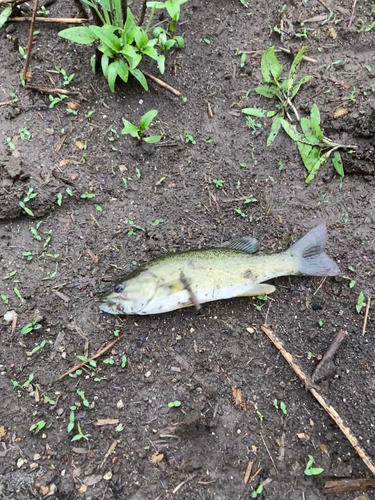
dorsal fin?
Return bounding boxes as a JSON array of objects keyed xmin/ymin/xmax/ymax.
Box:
[{"xmin": 219, "ymin": 236, "xmax": 259, "ymax": 254}]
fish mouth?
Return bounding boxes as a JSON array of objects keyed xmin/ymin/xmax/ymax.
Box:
[{"xmin": 99, "ymin": 292, "xmax": 131, "ymax": 315}]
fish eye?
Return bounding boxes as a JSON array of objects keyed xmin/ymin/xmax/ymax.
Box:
[{"xmin": 114, "ymin": 284, "xmax": 124, "ymax": 293}]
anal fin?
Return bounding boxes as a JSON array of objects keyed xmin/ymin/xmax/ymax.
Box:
[{"xmin": 237, "ymin": 283, "xmax": 276, "ymax": 297}]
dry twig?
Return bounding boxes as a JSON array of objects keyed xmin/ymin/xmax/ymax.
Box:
[
  {"xmin": 56, "ymin": 335, "xmax": 123, "ymax": 380},
  {"xmin": 23, "ymin": 0, "xmax": 39, "ymax": 83},
  {"xmin": 324, "ymin": 478, "xmax": 375, "ymax": 494},
  {"xmin": 143, "ymin": 71, "xmax": 181, "ymax": 96},
  {"xmin": 348, "ymin": 0, "xmax": 358, "ymax": 29},
  {"xmin": 9, "ymin": 16, "xmax": 86, "ymax": 23},
  {"xmin": 362, "ymin": 297, "xmax": 371, "ymax": 336},
  {"xmin": 312, "ymin": 330, "xmax": 347, "ymax": 383},
  {"xmin": 25, "ymin": 84, "xmax": 80, "ymax": 95},
  {"xmin": 261, "ymin": 324, "xmax": 375, "ymax": 477}
]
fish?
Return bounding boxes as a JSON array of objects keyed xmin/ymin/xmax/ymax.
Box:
[{"xmin": 99, "ymin": 223, "xmax": 339, "ymax": 316}]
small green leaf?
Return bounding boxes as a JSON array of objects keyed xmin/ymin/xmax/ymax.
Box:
[
  {"xmin": 143, "ymin": 135, "xmax": 162, "ymax": 143},
  {"xmin": 356, "ymin": 292, "xmax": 365, "ymax": 313},
  {"xmin": 261, "ymin": 46, "xmax": 283, "ymax": 83},
  {"xmin": 129, "ymin": 68, "xmax": 148, "ymax": 91},
  {"xmin": 57, "ymin": 193, "xmax": 63, "ymax": 206},
  {"xmin": 139, "ymin": 110, "xmax": 158, "ymax": 131},
  {"xmin": 332, "ymin": 151, "xmax": 344, "ymax": 178},
  {"xmin": 115, "ymin": 59, "xmax": 129, "ymax": 83},
  {"xmin": 242, "ymin": 108, "xmax": 267, "ymax": 118},
  {"xmin": 305, "ymin": 149, "xmax": 334, "ymax": 183},
  {"xmin": 267, "ymin": 113, "xmax": 282, "ymax": 146},
  {"xmin": 58, "ymin": 26, "xmax": 97, "ymax": 44},
  {"xmin": 254, "ymin": 84, "xmax": 282, "ymax": 99},
  {"xmin": 310, "ymin": 104, "xmax": 323, "ymax": 139},
  {"xmin": 287, "ymin": 46, "xmax": 308, "ymax": 91},
  {"xmin": 107, "ymin": 61, "xmax": 118, "ymax": 92},
  {"xmin": 121, "ymin": 119, "xmax": 140, "ymax": 138}
]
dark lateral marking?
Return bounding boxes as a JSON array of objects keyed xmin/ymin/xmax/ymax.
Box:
[{"xmin": 180, "ymin": 271, "xmax": 201, "ymax": 312}]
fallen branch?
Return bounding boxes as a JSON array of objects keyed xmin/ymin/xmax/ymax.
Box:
[
  {"xmin": 56, "ymin": 335, "xmax": 123, "ymax": 380},
  {"xmin": 324, "ymin": 478, "xmax": 375, "ymax": 494},
  {"xmin": 25, "ymin": 84, "xmax": 81, "ymax": 95},
  {"xmin": 143, "ymin": 70, "xmax": 181, "ymax": 96},
  {"xmin": 23, "ymin": 0, "xmax": 39, "ymax": 83},
  {"xmin": 260, "ymin": 324, "xmax": 375, "ymax": 477},
  {"xmin": 8, "ymin": 16, "xmax": 86, "ymax": 23}
]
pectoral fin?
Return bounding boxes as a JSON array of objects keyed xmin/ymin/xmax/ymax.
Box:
[{"xmin": 237, "ymin": 283, "xmax": 276, "ymax": 297}]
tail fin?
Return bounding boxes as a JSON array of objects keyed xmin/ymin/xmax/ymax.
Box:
[{"xmin": 289, "ymin": 224, "xmax": 339, "ymax": 276}]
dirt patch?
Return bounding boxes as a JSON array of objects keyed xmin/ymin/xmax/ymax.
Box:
[{"xmin": 1, "ymin": 0, "xmax": 375, "ymax": 499}]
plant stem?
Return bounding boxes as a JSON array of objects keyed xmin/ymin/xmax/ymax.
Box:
[{"xmin": 138, "ymin": 0, "xmax": 147, "ymax": 26}]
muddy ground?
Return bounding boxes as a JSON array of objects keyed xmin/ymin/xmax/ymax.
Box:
[{"xmin": 0, "ymin": 0, "xmax": 375, "ymax": 498}]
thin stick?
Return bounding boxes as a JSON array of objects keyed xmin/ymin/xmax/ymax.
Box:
[
  {"xmin": 317, "ymin": 0, "xmax": 332, "ymax": 13},
  {"xmin": 260, "ymin": 324, "xmax": 375, "ymax": 477},
  {"xmin": 9, "ymin": 16, "xmax": 86, "ymax": 23},
  {"xmin": 277, "ymin": 47, "xmax": 319, "ymax": 64},
  {"xmin": 312, "ymin": 330, "xmax": 348, "ymax": 383},
  {"xmin": 56, "ymin": 335, "xmax": 123, "ymax": 380},
  {"xmin": 25, "ymin": 84, "xmax": 80, "ymax": 95},
  {"xmin": 260, "ymin": 431, "xmax": 278, "ymax": 475},
  {"xmin": 180, "ymin": 271, "xmax": 201, "ymax": 312},
  {"xmin": 324, "ymin": 478, "xmax": 375, "ymax": 494},
  {"xmin": 348, "ymin": 0, "xmax": 358, "ymax": 29},
  {"xmin": 362, "ymin": 297, "xmax": 371, "ymax": 336},
  {"xmin": 313, "ymin": 276, "xmax": 326, "ymax": 295},
  {"xmin": 172, "ymin": 473, "xmax": 197, "ymax": 494},
  {"xmin": 138, "ymin": 0, "xmax": 147, "ymax": 26},
  {"xmin": 0, "ymin": 100, "xmax": 13, "ymax": 106},
  {"xmin": 23, "ymin": 0, "xmax": 39, "ymax": 83},
  {"xmin": 143, "ymin": 71, "xmax": 181, "ymax": 96}
]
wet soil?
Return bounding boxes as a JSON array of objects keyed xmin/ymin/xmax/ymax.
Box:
[{"xmin": 0, "ymin": 0, "xmax": 375, "ymax": 499}]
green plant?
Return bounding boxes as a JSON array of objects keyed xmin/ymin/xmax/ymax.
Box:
[
  {"xmin": 184, "ymin": 130, "xmax": 196, "ymax": 144},
  {"xmin": 304, "ymin": 455, "xmax": 324, "ymax": 476},
  {"xmin": 72, "ymin": 422, "xmax": 90, "ymax": 441},
  {"xmin": 243, "ymin": 46, "xmax": 356, "ymax": 182},
  {"xmin": 168, "ymin": 400, "xmax": 181, "ymax": 408},
  {"xmin": 19, "ymin": 188, "xmax": 37, "ymax": 216},
  {"xmin": 121, "ymin": 355, "xmax": 127, "ymax": 368},
  {"xmin": 356, "ymin": 292, "xmax": 365, "ymax": 313},
  {"xmin": 273, "ymin": 399, "xmax": 287, "ymax": 414},
  {"xmin": 21, "ymin": 314, "xmax": 42, "ymax": 334},
  {"xmin": 11, "ymin": 373, "xmax": 34, "ymax": 390},
  {"xmin": 49, "ymin": 94, "xmax": 67, "ymax": 108},
  {"xmin": 251, "ymin": 484, "xmax": 264, "ymax": 498},
  {"xmin": 27, "ymin": 340, "xmax": 46, "ymax": 356},
  {"xmin": 19, "ymin": 128, "xmax": 31, "ymax": 140},
  {"xmin": 77, "ymin": 390, "xmax": 90, "ymax": 407},
  {"xmin": 212, "ymin": 179, "xmax": 224, "ymax": 189},
  {"xmin": 121, "ymin": 109, "xmax": 162, "ymax": 143},
  {"xmin": 152, "ymin": 26, "xmax": 184, "ymax": 55},
  {"xmin": 30, "ymin": 420, "xmax": 46, "ymax": 434},
  {"xmin": 58, "ymin": 1, "xmax": 188, "ymax": 92},
  {"xmin": 55, "ymin": 66, "xmax": 75, "ymax": 86}
]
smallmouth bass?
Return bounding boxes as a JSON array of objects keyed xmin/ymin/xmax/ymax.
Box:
[{"xmin": 99, "ymin": 223, "xmax": 339, "ymax": 315}]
